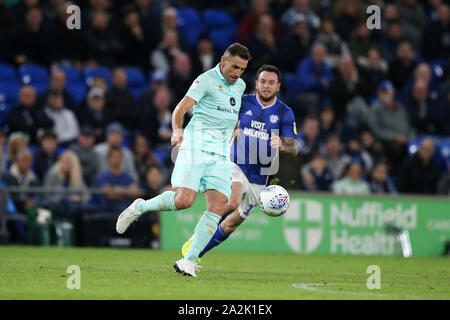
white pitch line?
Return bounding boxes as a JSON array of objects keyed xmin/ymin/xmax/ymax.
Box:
[{"xmin": 292, "ymin": 283, "xmax": 405, "ymax": 298}]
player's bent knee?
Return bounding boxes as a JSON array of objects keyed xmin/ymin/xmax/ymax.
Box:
[{"xmin": 174, "ymin": 191, "xmax": 196, "ymax": 210}]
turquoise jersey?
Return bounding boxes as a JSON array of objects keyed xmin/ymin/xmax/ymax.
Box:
[{"xmin": 182, "ymin": 63, "xmax": 246, "ymax": 158}]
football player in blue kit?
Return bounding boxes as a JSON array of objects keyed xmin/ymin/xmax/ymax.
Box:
[{"xmin": 182, "ymin": 64, "xmax": 299, "ymax": 260}]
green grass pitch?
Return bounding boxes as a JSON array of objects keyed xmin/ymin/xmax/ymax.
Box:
[{"xmin": 0, "ymin": 246, "xmax": 449, "ymax": 300}]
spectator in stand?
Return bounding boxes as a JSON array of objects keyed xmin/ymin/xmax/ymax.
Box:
[
  {"xmin": 396, "ymin": 0, "xmax": 427, "ymax": 50},
  {"xmin": 318, "ymin": 105, "xmax": 339, "ymax": 141},
  {"xmin": 119, "ymin": 10, "xmax": 152, "ymax": 70},
  {"xmin": 280, "ymin": 0, "xmax": 321, "ymax": 33},
  {"xmin": 399, "ymin": 63, "xmax": 444, "ymax": 109},
  {"xmin": 360, "ymin": 128, "xmax": 386, "ymax": 164},
  {"xmin": 191, "ymin": 34, "xmax": 219, "ymax": 76},
  {"xmin": 246, "ymin": 14, "xmax": 281, "ymax": 75},
  {"xmin": 37, "ymin": 69, "xmax": 78, "ymax": 112},
  {"xmin": 150, "ymin": 28, "xmax": 185, "ymax": 74},
  {"xmin": 0, "ymin": 131, "xmax": 7, "ymax": 176},
  {"xmin": 281, "ymin": 14, "xmax": 313, "ymax": 72},
  {"xmin": 237, "ymin": 0, "xmax": 270, "ymax": 43},
  {"xmin": 141, "ymin": 164, "xmax": 163, "ymax": 249},
  {"xmin": 315, "ymin": 18, "xmax": 350, "ymax": 69},
  {"xmin": 43, "ymin": 150, "xmax": 89, "ymax": 206},
  {"xmin": 297, "ymin": 116, "xmax": 321, "ymax": 164},
  {"xmin": 132, "ymin": 0, "xmax": 161, "ymax": 51},
  {"xmin": 85, "ymin": 10, "xmax": 122, "ymax": 67},
  {"xmin": 367, "ymin": 80, "xmax": 415, "ymax": 173},
  {"xmin": 348, "ymin": 22, "xmax": 375, "ymax": 61},
  {"xmin": 132, "ymin": 134, "xmax": 161, "ymax": 187},
  {"xmin": 70, "ymin": 126, "xmax": 99, "ymax": 188},
  {"xmin": 52, "ymin": 2, "xmax": 87, "ymax": 68},
  {"xmin": 77, "ymin": 88, "xmax": 113, "ymax": 144},
  {"xmin": 397, "ymin": 138, "xmax": 440, "ymax": 194},
  {"xmin": 422, "ymin": 3, "xmax": 450, "ymax": 61},
  {"xmin": 329, "ymin": 55, "xmax": 371, "ymax": 123},
  {"xmin": 388, "ymin": 41, "xmax": 417, "ymax": 91},
  {"xmin": 139, "ymin": 87, "xmax": 173, "ymax": 151},
  {"xmin": 105, "ymin": 67, "xmax": 136, "ymax": 130},
  {"xmin": 2, "ymin": 149, "xmax": 40, "ymax": 213},
  {"xmin": 8, "ymin": 85, "xmax": 53, "ymax": 145},
  {"xmin": 4, "ymin": 6, "xmax": 55, "ymax": 66},
  {"xmin": 294, "ymin": 43, "xmax": 334, "ymax": 115},
  {"xmin": 33, "ymin": 130, "xmax": 59, "ymax": 183},
  {"xmin": 437, "ymin": 165, "xmax": 450, "ymax": 196},
  {"xmin": 142, "ymin": 164, "xmax": 164, "ymax": 199},
  {"xmin": 356, "ymin": 48, "xmax": 388, "ymax": 99},
  {"xmin": 332, "ymin": 0, "xmax": 364, "ymax": 42},
  {"xmin": 301, "ymin": 152, "xmax": 333, "ymax": 191},
  {"xmin": 94, "ymin": 146, "xmax": 140, "ymax": 211},
  {"xmin": 6, "ymin": 132, "xmax": 28, "ymax": 168},
  {"xmin": 342, "ymin": 133, "xmax": 373, "ymax": 175},
  {"xmin": 43, "ymin": 91, "xmax": 80, "ymax": 147},
  {"xmin": 378, "ymin": 20, "xmax": 403, "ymax": 63},
  {"xmin": 332, "ymin": 161, "xmax": 370, "ymax": 195},
  {"xmin": 0, "ymin": 0, "xmax": 14, "ymax": 44},
  {"xmin": 320, "ymin": 134, "xmax": 352, "ymax": 181},
  {"xmin": 367, "ymin": 161, "xmax": 398, "ymax": 194},
  {"xmin": 168, "ymin": 53, "xmax": 194, "ymax": 103},
  {"xmin": 402, "ymin": 79, "xmax": 447, "ymax": 136},
  {"xmin": 137, "ymin": 70, "xmax": 169, "ymax": 119},
  {"xmin": 94, "ymin": 122, "xmax": 138, "ymax": 182}
]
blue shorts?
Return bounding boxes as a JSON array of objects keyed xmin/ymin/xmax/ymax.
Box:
[{"xmin": 171, "ymin": 148, "xmax": 232, "ymax": 199}]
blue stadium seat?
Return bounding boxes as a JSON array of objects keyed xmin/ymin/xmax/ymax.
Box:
[
  {"xmin": 124, "ymin": 67, "xmax": 147, "ymax": 100},
  {"xmin": 0, "ymin": 63, "xmax": 17, "ymax": 83},
  {"xmin": 18, "ymin": 63, "xmax": 49, "ymax": 94},
  {"xmin": 53, "ymin": 65, "xmax": 83, "ymax": 84},
  {"xmin": 83, "ymin": 66, "xmax": 111, "ymax": 88},
  {"xmin": 66, "ymin": 83, "xmax": 87, "ymax": 104},
  {"xmin": 0, "ymin": 82, "xmax": 20, "ymax": 107},
  {"xmin": 0, "ymin": 83, "xmax": 20, "ymax": 129},
  {"xmin": 203, "ymin": 9, "xmax": 235, "ymax": 30},
  {"xmin": 209, "ymin": 26, "xmax": 237, "ymax": 53},
  {"xmin": 177, "ymin": 7, "xmax": 204, "ymax": 47}
]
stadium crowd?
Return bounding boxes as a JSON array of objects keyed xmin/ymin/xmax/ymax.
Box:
[{"xmin": 0, "ymin": 0, "xmax": 449, "ymax": 243}]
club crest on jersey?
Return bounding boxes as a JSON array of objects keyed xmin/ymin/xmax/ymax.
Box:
[
  {"xmin": 190, "ymin": 79, "xmax": 200, "ymax": 90},
  {"xmin": 230, "ymin": 97, "xmax": 236, "ymax": 106},
  {"xmin": 270, "ymin": 114, "xmax": 279, "ymax": 123}
]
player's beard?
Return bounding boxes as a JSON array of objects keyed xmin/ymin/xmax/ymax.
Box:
[{"xmin": 257, "ymin": 91, "xmax": 277, "ymax": 103}]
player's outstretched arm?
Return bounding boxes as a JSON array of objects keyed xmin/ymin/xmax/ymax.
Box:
[{"xmin": 171, "ymin": 95, "xmax": 197, "ymax": 146}]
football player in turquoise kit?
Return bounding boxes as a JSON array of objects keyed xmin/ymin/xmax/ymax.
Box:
[
  {"xmin": 116, "ymin": 43, "xmax": 251, "ymax": 277},
  {"xmin": 182, "ymin": 64, "xmax": 299, "ymax": 260}
]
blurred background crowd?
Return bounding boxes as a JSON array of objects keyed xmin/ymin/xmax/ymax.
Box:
[{"xmin": 0, "ymin": 0, "xmax": 449, "ymax": 244}]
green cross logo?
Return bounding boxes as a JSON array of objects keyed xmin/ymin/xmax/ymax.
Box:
[{"xmin": 283, "ymin": 200, "xmax": 323, "ymax": 253}]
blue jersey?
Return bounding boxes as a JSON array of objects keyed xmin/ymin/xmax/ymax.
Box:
[{"xmin": 231, "ymin": 94, "xmax": 297, "ymax": 185}]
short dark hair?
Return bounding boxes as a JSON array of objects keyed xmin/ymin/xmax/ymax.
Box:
[
  {"xmin": 40, "ymin": 130, "xmax": 57, "ymax": 141},
  {"xmin": 256, "ymin": 64, "xmax": 281, "ymax": 82},
  {"xmin": 224, "ymin": 43, "xmax": 252, "ymax": 61},
  {"xmin": 107, "ymin": 146, "xmax": 122, "ymax": 159}
]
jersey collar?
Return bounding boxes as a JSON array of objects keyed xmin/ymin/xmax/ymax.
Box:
[
  {"xmin": 214, "ymin": 63, "xmax": 229, "ymax": 85},
  {"xmin": 256, "ymin": 94, "xmax": 277, "ymax": 109}
]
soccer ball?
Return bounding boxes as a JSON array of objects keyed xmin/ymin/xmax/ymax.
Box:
[{"xmin": 259, "ymin": 185, "xmax": 290, "ymax": 217}]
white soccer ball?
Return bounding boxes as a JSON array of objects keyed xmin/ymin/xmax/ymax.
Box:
[{"xmin": 259, "ymin": 185, "xmax": 290, "ymax": 217}]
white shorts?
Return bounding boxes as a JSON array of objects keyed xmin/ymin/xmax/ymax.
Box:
[{"xmin": 231, "ymin": 163, "xmax": 266, "ymax": 219}]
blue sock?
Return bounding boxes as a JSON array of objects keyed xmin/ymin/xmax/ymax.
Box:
[{"xmin": 199, "ymin": 223, "xmax": 229, "ymax": 258}]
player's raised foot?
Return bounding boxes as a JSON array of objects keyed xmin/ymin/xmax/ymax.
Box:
[
  {"xmin": 116, "ymin": 198, "xmax": 144, "ymax": 234},
  {"xmin": 173, "ymin": 258, "xmax": 198, "ymax": 277},
  {"xmin": 181, "ymin": 235, "xmax": 202, "ymax": 263}
]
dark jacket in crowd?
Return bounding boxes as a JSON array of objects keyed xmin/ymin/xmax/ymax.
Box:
[{"xmin": 397, "ymin": 153, "xmax": 441, "ymax": 194}]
